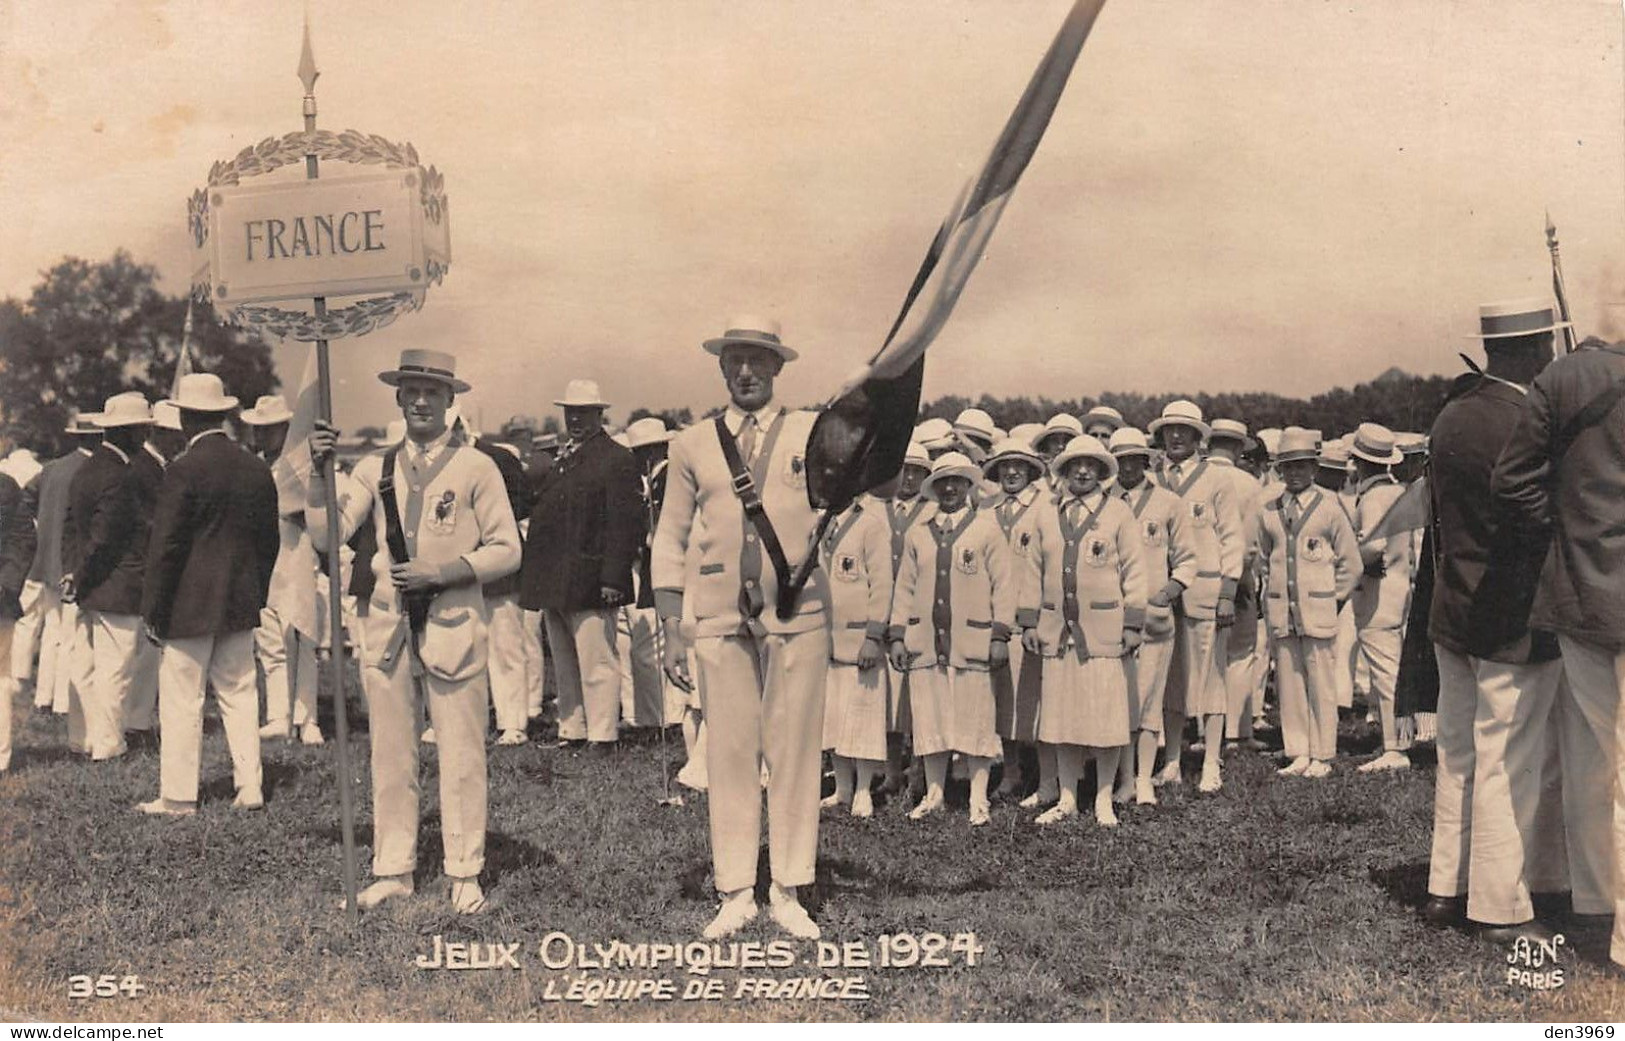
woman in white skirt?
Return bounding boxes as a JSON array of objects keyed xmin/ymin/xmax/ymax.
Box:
[
  {"xmin": 888, "ymin": 452, "xmax": 1016, "ymax": 826},
  {"xmin": 820, "ymin": 494, "xmax": 895, "ymax": 818},
  {"xmin": 1019, "ymin": 436, "xmax": 1146, "ymax": 827}
]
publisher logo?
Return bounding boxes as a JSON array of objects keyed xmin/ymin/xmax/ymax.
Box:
[{"xmin": 1505, "ymin": 933, "xmax": 1566, "ymax": 991}]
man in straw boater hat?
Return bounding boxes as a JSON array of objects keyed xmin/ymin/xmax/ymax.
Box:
[
  {"xmin": 1147, "ymin": 399, "xmax": 1243, "ymax": 794},
  {"xmin": 239, "ymin": 394, "xmax": 324, "ymax": 748},
  {"xmin": 1422, "ymin": 297, "xmax": 1568, "ymax": 944},
  {"xmin": 28, "ymin": 410, "xmax": 102, "ymax": 727},
  {"xmin": 137, "ymin": 374, "xmax": 279, "ymax": 816},
  {"xmin": 117, "ymin": 400, "xmax": 184, "ymax": 747},
  {"xmin": 650, "ymin": 315, "xmax": 830, "ymax": 939},
  {"xmin": 1256, "ymin": 427, "xmax": 1360, "ymax": 780},
  {"xmin": 1492, "ymin": 300, "xmax": 1625, "ymax": 969},
  {"xmin": 1204, "ymin": 418, "xmax": 1266, "ymax": 754},
  {"xmin": 1343, "ymin": 422, "xmax": 1416, "ymax": 773},
  {"xmin": 307, "ymin": 349, "xmax": 521, "ymax": 914},
  {"xmin": 1107, "ymin": 427, "xmax": 1197, "ymax": 806},
  {"xmin": 519, "ymin": 378, "xmax": 643, "ymax": 753},
  {"xmin": 62, "ymin": 392, "xmax": 158, "ymax": 762},
  {"xmin": 981, "ymin": 436, "xmax": 1048, "ymax": 801}
]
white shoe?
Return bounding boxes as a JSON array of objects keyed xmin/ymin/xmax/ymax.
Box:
[
  {"xmin": 908, "ymin": 792, "xmax": 944, "ymax": 820},
  {"xmin": 92, "ymin": 742, "xmax": 128, "ymax": 762},
  {"xmin": 232, "ymin": 787, "xmax": 265, "ymax": 811},
  {"xmin": 299, "ymin": 722, "xmax": 326, "ymax": 746},
  {"xmin": 450, "ymin": 877, "xmax": 488, "ymax": 915},
  {"xmin": 1019, "ymin": 788, "xmax": 1058, "ymax": 809},
  {"xmin": 703, "ymin": 896, "xmax": 758, "ymax": 939},
  {"xmin": 259, "ymin": 720, "xmax": 291, "ymax": 740},
  {"xmin": 1277, "ymin": 756, "xmax": 1310, "ymax": 777},
  {"xmin": 820, "ymin": 792, "xmax": 844, "ymax": 809},
  {"xmin": 1198, "ymin": 766, "xmax": 1222, "ymax": 794},
  {"xmin": 968, "ymin": 801, "xmax": 991, "ymax": 827},
  {"xmin": 496, "ymin": 729, "xmax": 529, "ymax": 747},
  {"xmin": 136, "ymin": 797, "xmax": 195, "ymax": 817},
  {"xmin": 1095, "ymin": 800, "xmax": 1120, "ymax": 828},
  {"xmin": 676, "ymin": 766, "xmax": 709, "ymax": 792},
  {"xmin": 1034, "ymin": 800, "xmax": 1077, "ymax": 826},
  {"xmin": 1153, "ymin": 761, "xmax": 1183, "ymax": 787},
  {"xmin": 769, "ymin": 897, "xmax": 820, "ymax": 940},
  {"xmin": 1135, "ymin": 779, "xmax": 1157, "ymax": 806},
  {"xmin": 342, "ymin": 875, "xmax": 414, "ymax": 911},
  {"xmin": 1357, "ymin": 750, "xmax": 1411, "ymax": 773},
  {"xmin": 851, "ymin": 789, "xmax": 874, "ymax": 819},
  {"xmin": 421, "ymin": 728, "xmax": 437, "ymax": 745},
  {"xmin": 1303, "ymin": 759, "xmax": 1333, "ymax": 779},
  {"xmin": 1189, "ymin": 740, "xmax": 1205, "ymax": 753}
]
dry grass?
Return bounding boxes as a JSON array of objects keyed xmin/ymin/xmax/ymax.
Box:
[{"xmin": 0, "ymin": 680, "xmax": 1620, "ymax": 1023}]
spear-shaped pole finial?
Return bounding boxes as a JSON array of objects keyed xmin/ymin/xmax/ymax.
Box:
[{"xmin": 298, "ymin": 14, "xmax": 320, "ymax": 121}]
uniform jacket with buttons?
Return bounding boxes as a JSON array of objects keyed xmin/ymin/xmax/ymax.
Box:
[
  {"xmin": 1017, "ymin": 491, "xmax": 1147, "ymax": 658},
  {"xmin": 1113, "ymin": 478, "xmax": 1199, "ymax": 640},
  {"xmin": 64, "ymin": 443, "xmax": 148, "ymax": 616},
  {"xmin": 143, "ymin": 431, "xmax": 280, "ymax": 640},
  {"xmin": 651, "ymin": 405, "xmax": 829, "ymax": 638},
  {"xmin": 888, "ymin": 506, "xmax": 1014, "ymax": 671},
  {"xmin": 1258, "ymin": 486, "xmax": 1361, "ymax": 640},
  {"xmin": 309, "ymin": 434, "xmax": 521, "ymax": 682},
  {"xmin": 820, "ymin": 496, "xmax": 893, "ymax": 665},
  {"xmin": 1151, "ymin": 456, "xmax": 1244, "ymax": 617},
  {"xmin": 881, "ymin": 494, "xmax": 936, "ymax": 580},
  {"xmin": 1348, "ymin": 473, "xmax": 1413, "ymax": 631}
]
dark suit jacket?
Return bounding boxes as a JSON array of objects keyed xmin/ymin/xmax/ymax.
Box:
[
  {"xmin": 474, "ymin": 436, "xmax": 532, "ymax": 599},
  {"xmin": 0, "ymin": 472, "xmax": 33, "ymax": 619},
  {"xmin": 65, "ymin": 445, "xmax": 149, "ymax": 616},
  {"xmin": 1427, "ymin": 375, "xmax": 1558, "ymax": 664},
  {"xmin": 141, "ymin": 431, "xmax": 280, "ymax": 639},
  {"xmin": 1493, "ymin": 342, "xmax": 1625, "ymax": 651},
  {"xmin": 634, "ymin": 459, "xmax": 668, "ymax": 610},
  {"xmin": 519, "ymin": 430, "xmax": 644, "ymax": 613},
  {"xmin": 28, "ymin": 449, "xmax": 90, "ymax": 586}
]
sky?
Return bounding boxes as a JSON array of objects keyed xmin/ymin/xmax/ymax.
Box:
[{"xmin": 1, "ymin": 0, "xmax": 1621, "ymax": 431}]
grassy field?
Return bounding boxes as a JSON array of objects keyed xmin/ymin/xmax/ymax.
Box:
[{"xmin": 1, "ymin": 678, "xmax": 1620, "ymax": 1023}]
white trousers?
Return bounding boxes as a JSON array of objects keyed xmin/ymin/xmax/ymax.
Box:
[
  {"xmin": 1428, "ymin": 644, "xmax": 1561, "ymax": 925},
  {"xmin": 360, "ymin": 639, "xmax": 488, "ymax": 879},
  {"xmin": 0, "ymin": 619, "xmax": 14, "ymax": 771},
  {"xmin": 56, "ymin": 605, "xmax": 92, "ymax": 753},
  {"xmin": 619, "ymin": 606, "xmax": 676, "ymax": 727},
  {"xmin": 521, "ymin": 609, "xmax": 546, "ymax": 717},
  {"xmin": 1276, "ymin": 634, "xmax": 1338, "ymax": 760},
  {"xmin": 1358, "ymin": 626, "xmax": 1404, "ymax": 750},
  {"xmin": 694, "ymin": 629, "xmax": 829, "ymax": 893},
  {"xmin": 546, "ymin": 608, "xmax": 623, "ymax": 743},
  {"xmin": 158, "ymin": 630, "xmax": 262, "ymax": 803},
  {"xmin": 256, "ymin": 606, "xmax": 317, "ymax": 728},
  {"xmin": 11, "ymin": 580, "xmax": 43, "ymax": 686},
  {"xmin": 485, "ymin": 593, "xmax": 529, "ymax": 733},
  {"xmin": 1333, "ymin": 604, "xmax": 1356, "ymax": 708},
  {"xmin": 86, "ymin": 611, "xmax": 142, "ymax": 757},
  {"xmin": 1551, "ymin": 636, "xmax": 1625, "ymax": 963},
  {"xmin": 126, "ymin": 622, "xmax": 160, "ymax": 733}
]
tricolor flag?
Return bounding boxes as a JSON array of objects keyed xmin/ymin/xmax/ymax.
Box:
[
  {"xmin": 806, "ymin": 0, "xmax": 1110, "ymax": 514},
  {"xmin": 170, "ymin": 299, "xmax": 196, "ymax": 400}
]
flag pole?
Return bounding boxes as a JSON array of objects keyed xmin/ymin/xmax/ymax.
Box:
[
  {"xmin": 299, "ymin": 15, "xmax": 360, "ymax": 922},
  {"xmin": 1546, "ymin": 210, "xmax": 1579, "ymax": 355},
  {"xmin": 171, "ymin": 300, "xmax": 195, "ymax": 400}
]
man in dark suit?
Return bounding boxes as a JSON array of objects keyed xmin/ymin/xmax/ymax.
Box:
[
  {"xmin": 519, "ymin": 379, "xmax": 643, "ymax": 751},
  {"xmin": 62, "ymin": 393, "xmax": 155, "ymax": 762},
  {"xmin": 1424, "ymin": 298, "xmax": 1565, "ymax": 944},
  {"xmin": 122, "ymin": 402, "xmax": 182, "ymax": 740},
  {"xmin": 29, "ymin": 414, "xmax": 101, "ymax": 730},
  {"xmin": 137, "ymin": 374, "xmax": 280, "ymax": 816}
]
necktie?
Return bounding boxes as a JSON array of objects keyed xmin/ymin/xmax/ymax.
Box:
[
  {"xmin": 737, "ymin": 415, "xmax": 758, "ymax": 466},
  {"xmin": 1284, "ymin": 495, "xmax": 1300, "ymax": 530}
]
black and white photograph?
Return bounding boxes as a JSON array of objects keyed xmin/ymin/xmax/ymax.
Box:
[{"xmin": 0, "ymin": 0, "xmax": 1623, "ymax": 1026}]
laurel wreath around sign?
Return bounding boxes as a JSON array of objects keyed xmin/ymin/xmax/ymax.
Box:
[{"xmin": 188, "ymin": 129, "xmax": 449, "ymax": 342}]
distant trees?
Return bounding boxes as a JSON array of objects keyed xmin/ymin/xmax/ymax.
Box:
[{"xmin": 0, "ymin": 251, "xmax": 278, "ymax": 455}]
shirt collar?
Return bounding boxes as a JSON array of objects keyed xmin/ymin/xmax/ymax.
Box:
[
  {"xmin": 934, "ymin": 504, "xmax": 969, "ymax": 528},
  {"xmin": 724, "ymin": 402, "xmax": 781, "ymax": 435},
  {"xmin": 187, "ymin": 428, "xmax": 228, "ymax": 450},
  {"xmin": 1063, "ymin": 489, "xmax": 1105, "ymax": 512},
  {"xmin": 405, "ymin": 425, "xmax": 455, "ymax": 463},
  {"xmin": 102, "ymin": 442, "xmax": 130, "ymax": 465},
  {"xmin": 75, "ymin": 446, "xmax": 94, "ymax": 458},
  {"xmin": 143, "ymin": 443, "xmax": 167, "ymax": 467},
  {"xmin": 1481, "ymin": 373, "xmax": 1530, "ymax": 396}
]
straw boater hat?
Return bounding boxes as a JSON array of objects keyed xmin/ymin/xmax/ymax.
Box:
[
  {"xmin": 1148, "ymin": 399, "xmax": 1211, "ymax": 441},
  {"xmin": 239, "ymin": 394, "xmax": 294, "ymax": 427},
  {"xmin": 1081, "ymin": 405, "xmax": 1125, "ymax": 433},
  {"xmin": 625, "ymin": 416, "xmax": 674, "ymax": 449},
  {"xmin": 703, "ymin": 315, "xmax": 799, "ymax": 363},
  {"xmin": 1051, "ymin": 434, "xmax": 1119, "ymax": 482},
  {"xmin": 920, "ymin": 452, "xmax": 982, "ymax": 500},
  {"xmin": 1208, "ymin": 418, "xmax": 1249, "ymax": 446},
  {"xmin": 377, "ymin": 348, "xmax": 471, "ymax": 394},
  {"xmin": 1348, "ymin": 422, "xmax": 1403, "ymax": 466},
  {"xmin": 64, "ymin": 408, "xmax": 102, "ymax": 435},
  {"xmin": 953, "ymin": 408, "xmax": 998, "ymax": 446},
  {"xmin": 981, "ymin": 437, "xmax": 1045, "ymax": 479},
  {"xmin": 1009, "ymin": 422, "xmax": 1044, "ymax": 448},
  {"xmin": 1468, "ymin": 297, "xmax": 1572, "ymax": 340},
  {"xmin": 94, "ymin": 392, "xmax": 154, "ymax": 428},
  {"xmin": 902, "ymin": 441, "xmax": 930, "ymax": 470},
  {"xmin": 1107, "ymin": 427, "xmax": 1154, "ymax": 458},
  {"xmin": 1275, "ymin": 427, "xmax": 1321, "ymax": 464},
  {"xmin": 163, "ymin": 373, "xmax": 238, "ymax": 413},
  {"xmin": 1317, "ymin": 437, "xmax": 1351, "ymax": 470},
  {"xmin": 554, "ymin": 379, "xmax": 610, "ymax": 409},
  {"xmin": 1397, "ymin": 432, "xmax": 1429, "ymax": 456},
  {"xmin": 533, "ymin": 432, "xmax": 560, "ymax": 453},
  {"xmin": 152, "ymin": 401, "xmax": 182, "ymax": 432}
]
